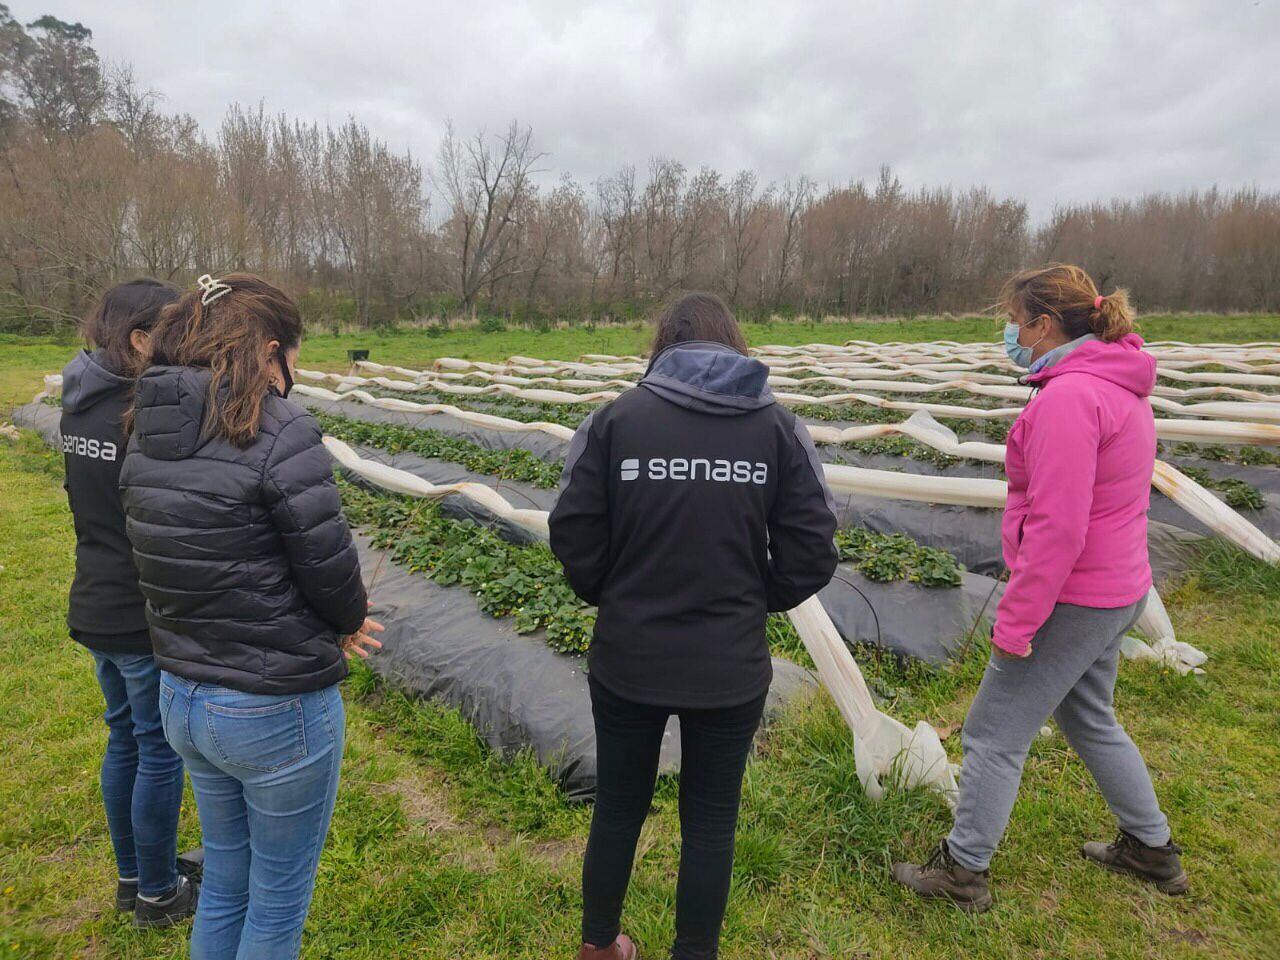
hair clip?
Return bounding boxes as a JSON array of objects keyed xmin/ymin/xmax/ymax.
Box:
[{"xmin": 197, "ymin": 274, "xmax": 233, "ymax": 307}]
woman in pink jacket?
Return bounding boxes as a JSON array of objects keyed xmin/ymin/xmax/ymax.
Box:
[{"xmin": 892, "ymin": 264, "xmax": 1188, "ymax": 911}]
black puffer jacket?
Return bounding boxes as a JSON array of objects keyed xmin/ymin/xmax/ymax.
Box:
[{"xmin": 120, "ymin": 366, "xmax": 367, "ymax": 694}]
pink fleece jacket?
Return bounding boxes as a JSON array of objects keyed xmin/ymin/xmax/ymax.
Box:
[{"xmin": 992, "ymin": 334, "xmax": 1156, "ymax": 656}]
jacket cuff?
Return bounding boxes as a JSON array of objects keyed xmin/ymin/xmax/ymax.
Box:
[{"xmin": 991, "ymin": 627, "xmax": 1031, "ymax": 657}]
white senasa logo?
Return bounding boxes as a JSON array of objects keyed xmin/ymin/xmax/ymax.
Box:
[
  {"xmin": 620, "ymin": 457, "xmax": 767, "ymax": 485},
  {"xmin": 61, "ymin": 433, "xmax": 118, "ymax": 462}
]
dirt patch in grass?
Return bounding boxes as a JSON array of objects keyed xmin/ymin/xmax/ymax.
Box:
[
  {"xmin": 374, "ymin": 772, "xmax": 460, "ymax": 834},
  {"xmin": 526, "ymin": 837, "xmax": 583, "ymax": 868}
]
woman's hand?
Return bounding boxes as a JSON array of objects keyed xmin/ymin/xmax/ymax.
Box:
[
  {"xmin": 342, "ymin": 617, "xmax": 384, "ymax": 660},
  {"xmin": 993, "ymin": 643, "xmax": 1032, "ymax": 660}
]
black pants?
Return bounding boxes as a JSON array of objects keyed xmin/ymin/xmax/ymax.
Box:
[{"xmin": 582, "ymin": 675, "xmax": 767, "ymax": 960}]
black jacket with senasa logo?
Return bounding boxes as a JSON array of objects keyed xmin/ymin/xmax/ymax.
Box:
[
  {"xmin": 120, "ymin": 366, "xmax": 367, "ymax": 694},
  {"xmin": 549, "ymin": 341, "xmax": 839, "ymax": 708},
  {"xmin": 60, "ymin": 349, "xmax": 152, "ymax": 653}
]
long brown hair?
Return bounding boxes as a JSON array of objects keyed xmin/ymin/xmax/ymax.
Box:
[
  {"xmin": 145, "ymin": 274, "xmax": 303, "ymax": 447},
  {"xmin": 998, "ymin": 263, "xmax": 1136, "ymax": 342},
  {"xmin": 650, "ymin": 292, "xmax": 749, "ymax": 359},
  {"xmin": 82, "ymin": 278, "xmax": 180, "ymax": 377}
]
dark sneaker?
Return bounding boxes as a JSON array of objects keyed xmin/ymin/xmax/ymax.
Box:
[
  {"xmin": 134, "ymin": 875, "xmax": 199, "ymax": 928},
  {"xmin": 576, "ymin": 933, "xmax": 637, "ymax": 959},
  {"xmin": 891, "ymin": 840, "xmax": 993, "ymax": 913},
  {"xmin": 1082, "ymin": 831, "xmax": 1189, "ymax": 894},
  {"xmin": 178, "ymin": 846, "xmax": 205, "ymax": 883},
  {"xmin": 119, "ymin": 851, "xmax": 201, "ymax": 912}
]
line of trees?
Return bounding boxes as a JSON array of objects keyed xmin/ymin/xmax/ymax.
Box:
[{"xmin": 2, "ymin": 9, "xmax": 1278, "ymax": 333}]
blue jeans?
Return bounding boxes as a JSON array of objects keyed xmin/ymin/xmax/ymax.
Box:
[
  {"xmin": 160, "ymin": 674, "xmax": 344, "ymax": 960},
  {"xmin": 92, "ymin": 651, "xmax": 184, "ymax": 897}
]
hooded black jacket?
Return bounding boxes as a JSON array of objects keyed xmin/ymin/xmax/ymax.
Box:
[
  {"xmin": 119, "ymin": 366, "xmax": 367, "ymax": 694},
  {"xmin": 60, "ymin": 349, "xmax": 152, "ymax": 653},
  {"xmin": 549, "ymin": 341, "xmax": 839, "ymax": 708}
]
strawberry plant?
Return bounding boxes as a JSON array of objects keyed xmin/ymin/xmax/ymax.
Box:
[
  {"xmin": 1179, "ymin": 465, "xmax": 1266, "ymax": 511},
  {"xmin": 317, "ymin": 412, "xmax": 563, "ymax": 488},
  {"xmin": 340, "ymin": 480, "xmax": 595, "ymax": 653},
  {"xmin": 835, "ymin": 527, "xmax": 963, "ymax": 587}
]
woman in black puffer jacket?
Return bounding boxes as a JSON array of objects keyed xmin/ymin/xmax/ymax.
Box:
[{"xmin": 120, "ymin": 274, "xmax": 380, "ymax": 960}]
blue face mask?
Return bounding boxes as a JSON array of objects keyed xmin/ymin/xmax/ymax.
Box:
[{"xmin": 1003, "ymin": 320, "xmax": 1044, "ymax": 369}]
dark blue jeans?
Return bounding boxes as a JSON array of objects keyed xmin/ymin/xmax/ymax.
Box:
[
  {"xmin": 91, "ymin": 650, "xmax": 184, "ymax": 897},
  {"xmin": 160, "ymin": 673, "xmax": 345, "ymax": 960}
]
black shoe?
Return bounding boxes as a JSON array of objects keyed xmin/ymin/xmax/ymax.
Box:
[
  {"xmin": 115, "ymin": 878, "xmax": 138, "ymax": 912},
  {"xmin": 178, "ymin": 846, "xmax": 205, "ymax": 883},
  {"xmin": 134, "ymin": 874, "xmax": 199, "ymax": 928}
]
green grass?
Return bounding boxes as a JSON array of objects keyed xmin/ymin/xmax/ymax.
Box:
[{"xmin": 3, "ymin": 318, "xmax": 1280, "ymax": 958}]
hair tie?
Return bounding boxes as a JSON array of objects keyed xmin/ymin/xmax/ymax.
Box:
[
  {"xmin": 197, "ymin": 274, "xmax": 233, "ymax": 307},
  {"xmin": 1093, "ymin": 294, "xmax": 1104, "ymax": 310}
]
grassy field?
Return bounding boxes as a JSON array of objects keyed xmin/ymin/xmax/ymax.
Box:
[{"xmin": 1, "ymin": 318, "xmax": 1279, "ymax": 958}]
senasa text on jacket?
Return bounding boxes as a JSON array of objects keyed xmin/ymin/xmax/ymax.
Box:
[
  {"xmin": 623, "ymin": 457, "xmax": 767, "ymax": 484},
  {"xmin": 62, "ymin": 432, "xmax": 118, "ymax": 461}
]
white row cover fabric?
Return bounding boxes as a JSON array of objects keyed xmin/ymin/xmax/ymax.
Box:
[
  {"xmin": 303, "ymin": 366, "xmax": 1280, "ymax": 444},
  {"xmin": 414, "ymin": 358, "xmax": 1280, "ymax": 423},
  {"xmin": 289, "ymin": 383, "xmax": 1277, "ymax": 564},
  {"xmin": 360, "ymin": 360, "xmax": 1274, "ymax": 401},
  {"xmin": 544, "ymin": 339, "xmax": 1280, "ymax": 375},
  {"xmin": 1124, "ymin": 588, "xmax": 1208, "ymax": 676}
]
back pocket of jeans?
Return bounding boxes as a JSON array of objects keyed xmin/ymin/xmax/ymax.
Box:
[{"xmin": 205, "ymin": 698, "xmax": 307, "ymax": 772}]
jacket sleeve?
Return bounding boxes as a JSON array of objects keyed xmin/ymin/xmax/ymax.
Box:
[
  {"xmin": 548, "ymin": 412, "xmax": 611, "ymax": 605},
  {"xmin": 992, "ymin": 386, "xmax": 1100, "ymax": 656},
  {"xmin": 263, "ymin": 413, "xmax": 368, "ymax": 636},
  {"xmin": 766, "ymin": 418, "xmax": 839, "ymax": 612}
]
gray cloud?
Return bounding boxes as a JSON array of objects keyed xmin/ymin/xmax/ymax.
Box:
[{"xmin": 13, "ymin": 0, "xmax": 1280, "ymax": 216}]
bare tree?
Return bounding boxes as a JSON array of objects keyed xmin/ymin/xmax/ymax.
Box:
[
  {"xmin": 596, "ymin": 164, "xmax": 639, "ymax": 299},
  {"xmin": 772, "ymin": 175, "xmax": 813, "ymax": 309},
  {"xmin": 436, "ymin": 120, "xmax": 543, "ymax": 311},
  {"xmin": 723, "ymin": 170, "xmax": 773, "ymax": 305}
]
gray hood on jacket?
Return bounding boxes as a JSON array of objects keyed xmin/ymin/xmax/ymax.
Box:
[
  {"xmin": 639, "ymin": 341, "xmax": 774, "ymax": 416},
  {"xmin": 61, "ymin": 349, "xmax": 131, "ymax": 414}
]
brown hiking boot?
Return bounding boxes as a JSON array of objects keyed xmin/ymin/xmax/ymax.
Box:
[
  {"xmin": 1082, "ymin": 831, "xmax": 1189, "ymax": 894},
  {"xmin": 577, "ymin": 933, "xmax": 637, "ymax": 960},
  {"xmin": 891, "ymin": 840, "xmax": 993, "ymax": 913}
]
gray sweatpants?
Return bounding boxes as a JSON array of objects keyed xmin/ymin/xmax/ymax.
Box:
[{"xmin": 947, "ymin": 599, "xmax": 1171, "ymax": 872}]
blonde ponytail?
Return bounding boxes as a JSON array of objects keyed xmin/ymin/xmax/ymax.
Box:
[
  {"xmin": 1091, "ymin": 288, "xmax": 1136, "ymax": 342},
  {"xmin": 998, "ymin": 263, "xmax": 1138, "ymax": 343}
]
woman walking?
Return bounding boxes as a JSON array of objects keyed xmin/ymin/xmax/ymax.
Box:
[
  {"xmin": 550, "ymin": 292, "xmax": 838, "ymax": 960},
  {"xmin": 61, "ymin": 279, "xmax": 199, "ymax": 926},
  {"xmin": 120, "ymin": 274, "xmax": 381, "ymax": 959},
  {"xmin": 892, "ymin": 264, "xmax": 1187, "ymax": 911}
]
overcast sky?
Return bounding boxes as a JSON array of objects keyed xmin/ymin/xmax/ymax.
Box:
[{"xmin": 12, "ymin": 0, "xmax": 1280, "ymax": 217}]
